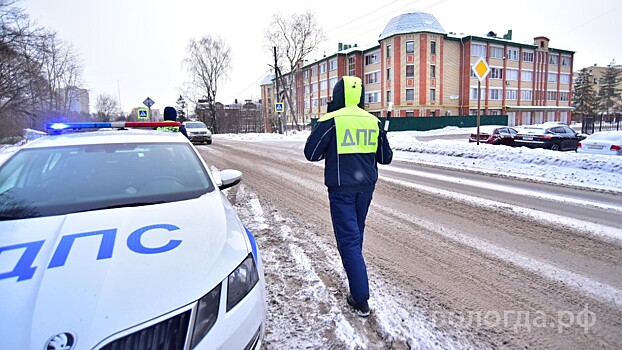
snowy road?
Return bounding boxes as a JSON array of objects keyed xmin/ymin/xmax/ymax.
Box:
[{"xmin": 197, "ymin": 138, "xmax": 622, "ymax": 350}]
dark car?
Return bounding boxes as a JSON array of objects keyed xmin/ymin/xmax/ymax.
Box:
[
  {"xmin": 514, "ymin": 125, "xmax": 583, "ymax": 151},
  {"xmin": 469, "ymin": 125, "xmax": 518, "ymax": 146}
]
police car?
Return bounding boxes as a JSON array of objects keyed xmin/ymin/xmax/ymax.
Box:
[{"xmin": 0, "ymin": 122, "xmax": 265, "ymax": 349}]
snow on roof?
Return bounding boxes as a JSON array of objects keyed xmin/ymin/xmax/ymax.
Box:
[
  {"xmin": 260, "ymin": 74, "xmax": 275, "ymax": 86},
  {"xmin": 379, "ymin": 11, "xmax": 446, "ymax": 41}
]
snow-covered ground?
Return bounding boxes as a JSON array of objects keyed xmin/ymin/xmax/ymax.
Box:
[{"xmin": 216, "ymin": 126, "xmax": 622, "ymax": 193}]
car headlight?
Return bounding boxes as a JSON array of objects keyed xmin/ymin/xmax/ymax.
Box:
[
  {"xmin": 227, "ymin": 254, "xmax": 259, "ymax": 311},
  {"xmin": 190, "ymin": 283, "xmax": 221, "ymax": 348}
]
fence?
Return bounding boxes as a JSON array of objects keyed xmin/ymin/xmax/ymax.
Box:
[
  {"xmin": 311, "ymin": 115, "xmax": 509, "ymax": 131},
  {"xmin": 581, "ymin": 114, "xmax": 621, "ymax": 134}
]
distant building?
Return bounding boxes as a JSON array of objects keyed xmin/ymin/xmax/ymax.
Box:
[
  {"xmin": 64, "ymin": 87, "xmax": 90, "ymax": 114},
  {"xmin": 260, "ymin": 74, "xmax": 276, "ymax": 132},
  {"xmin": 264, "ymin": 11, "xmax": 576, "ymax": 127}
]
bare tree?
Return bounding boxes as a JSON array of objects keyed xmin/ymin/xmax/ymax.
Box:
[
  {"xmin": 264, "ymin": 11, "xmax": 325, "ymax": 132},
  {"xmin": 183, "ymin": 35, "xmax": 231, "ymax": 134},
  {"xmin": 94, "ymin": 93, "xmax": 120, "ymax": 122},
  {"xmin": 1, "ymin": 0, "xmax": 83, "ymax": 137}
]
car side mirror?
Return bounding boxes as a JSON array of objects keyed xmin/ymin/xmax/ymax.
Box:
[{"xmin": 218, "ymin": 169, "xmax": 242, "ymax": 190}]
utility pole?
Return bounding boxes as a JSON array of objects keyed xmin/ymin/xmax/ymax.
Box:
[{"xmin": 274, "ymin": 46, "xmax": 282, "ymax": 134}]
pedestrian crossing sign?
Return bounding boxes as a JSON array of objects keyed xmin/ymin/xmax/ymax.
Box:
[
  {"xmin": 274, "ymin": 102, "xmax": 284, "ymax": 113},
  {"xmin": 137, "ymin": 108, "xmax": 149, "ymax": 119}
]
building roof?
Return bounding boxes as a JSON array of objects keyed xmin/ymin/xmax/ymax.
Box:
[
  {"xmin": 379, "ymin": 11, "xmax": 446, "ymax": 41},
  {"xmin": 260, "ymin": 74, "xmax": 275, "ymax": 86}
]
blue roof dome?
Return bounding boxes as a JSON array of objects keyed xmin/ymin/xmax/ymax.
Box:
[{"xmin": 379, "ymin": 12, "xmax": 446, "ymax": 41}]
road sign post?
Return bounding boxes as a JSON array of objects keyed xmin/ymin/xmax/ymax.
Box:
[
  {"xmin": 471, "ymin": 58, "xmax": 490, "ymax": 145},
  {"xmin": 143, "ymin": 97, "xmax": 155, "ymax": 121}
]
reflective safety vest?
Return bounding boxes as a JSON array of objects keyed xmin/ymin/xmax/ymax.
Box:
[
  {"xmin": 157, "ymin": 121, "xmax": 179, "ymax": 133},
  {"xmin": 319, "ymin": 106, "xmax": 380, "ymax": 155}
]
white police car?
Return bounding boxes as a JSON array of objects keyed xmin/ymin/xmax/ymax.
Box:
[{"xmin": 0, "ymin": 122, "xmax": 265, "ymax": 349}]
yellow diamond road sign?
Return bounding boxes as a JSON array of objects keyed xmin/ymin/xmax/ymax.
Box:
[{"xmin": 472, "ymin": 57, "xmax": 490, "ymax": 82}]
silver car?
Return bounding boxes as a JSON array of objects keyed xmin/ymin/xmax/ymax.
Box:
[
  {"xmin": 577, "ymin": 131, "xmax": 622, "ymax": 156},
  {"xmin": 184, "ymin": 121, "xmax": 212, "ymax": 144}
]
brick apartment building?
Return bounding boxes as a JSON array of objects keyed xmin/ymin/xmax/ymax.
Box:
[{"xmin": 262, "ymin": 11, "xmax": 575, "ymax": 129}]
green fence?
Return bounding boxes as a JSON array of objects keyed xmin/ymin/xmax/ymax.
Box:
[{"xmin": 311, "ymin": 115, "xmax": 508, "ymax": 131}]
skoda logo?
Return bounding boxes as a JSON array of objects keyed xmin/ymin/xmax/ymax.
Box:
[{"xmin": 45, "ymin": 332, "xmax": 76, "ymax": 350}]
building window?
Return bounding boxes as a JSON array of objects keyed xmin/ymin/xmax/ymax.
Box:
[
  {"xmin": 348, "ymin": 56, "xmax": 355, "ymax": 76},
  {"xmin": 365, "ymin": 71, "xmax": 380, "ymax": 84},
  {"xmin": 365, "ymin": 91, "xmax": 380, "ymax": 103},
  {"xmin": 320, "ymin": 63, "xmax": 327, "ymax": 73},
  {"xmin": 304, "ymin": 100, "xmax": 310, "ymax": 109},
  {"xmin": 471, "ymin": 43, "xmax": 486, "ymax": 57},
  {"xmin": 506, "ymin": 69, "xmax": 518, "ymax": 81},
  {"xmin": 507, "ymin": 48, "xmax": 519, "ymax": 61},
  {"xmin": 523, "ymin": 51, "xmax": 534, "ymax": 62},
  {"xmin": 561, "ymin": 56, "xmax": 571, "ymax": 67},
  {"xmin": 387, "ymin": 90, "xmax": 392, "ymax": 103},
  {"xmin": 406, "ymin": 40, "xmax": 415, "ymax": 54},
  {"xmin": 430, "ymin": 111, "xmax": 437, "ymax": 117},
  {"xmin": 329, "ymin": 59, "xmax": 337, "ymax": 71},
  {"xmin": 506, "ymin": 89, "xmax": 518, "ymax": 100},
  {"xmin": 490, "ymin": 46, "xmax": 503, "ymax": 59},
  {"xmin": 547, "ymin": 91, "xmax": 558, "ymax": 101},
  {"xmin": 365, "ymin": 51, "xmax": 380, "ymax": 65},
  {"xmin": 311, "ymin": 66, "xmax": 317, "ymax": 76},
  {"xmin": 329, "ymin": 77, "xmax": 338, "ymax": 89},
  {"xmin": 489, "ymin": 88, "xmax": 502, "ymax": 100},
  {"xmin": 386, "ymin": 68, "xmax": 391, "ymax": 81},
  {"xmin": 312, "ymin": 82, "xmax": 318, "ymax": 93},
  {"xmin": 406, "ymin": 88, "xmax": 414, "ymax": 101},
  {"xmin": 303, "ymin": 70, "xmax": 309, "ymax": 79},
  {"xmin": 560, "ymin": 91, "xmax": 569, "ymax": 101},
  {"xmin": 560, "ymin": 73, "xmax": 571, "ymax": 84},
  {"xmin": 430, "ymin": 65, "xmax": 436, "ymax": 78},
  {"xmin": 320, "ymin": 80, "xmax": 327, "ymax": 90},
  {"xmin": 521, "ymin": 89, "xmax": 533, "ymax": 101},
  {"xmin": 521, "ymin": 70, "xmax": 533, "ymax": 81},
  {"xmin": 312, "ymin": 98, "xmax": 318, "ymax": 107},
  {"xmin": 406, "ymin": 64, "xmax": 415, "ymax": 78},
  {"xmin": 386, "ymin": 44, "xmax": 392, "ymax": 58},
  {"xmin": 470, "ymin": 87, "xmax": 486, "ymax": 100},
  {"xmin": 547, "ymin": 73, "xmax": 557, "ymax": 83},
  {"xmin": 406, "ymin": 111, "xmax": 414, "ymax": 117},
  {"xmin": 431, "ymin": 40, "xmax": 436, "ymax": 55},
  {"xmin": 304, "ymin": 85, "xmax": 310, "ymax": 94},
  {"xmin": 490, "ymin": 67, "xmax": 503, "ymax": 79},
  {"xmin": 470, "ymin": 66, "xmax": 477, "ymax": 78},
  {"xmin": 320, "ymin": 97, "xmax": 327, "ymax": 106},
  {"xmin": 430, "ymin": 88, "xmax": 436, "ymax": 101},
  {"xmin": 549, "ymin": 55, "xmax": 558, "ymax": 65}
]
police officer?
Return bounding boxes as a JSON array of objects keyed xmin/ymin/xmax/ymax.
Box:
[
  {"xmin": 304, "ymin": 76, "xmax": 393, "ymax": 317},
  {"xmin": 158, "ymin": 106, "xmax": 188, "ymax": 138}
]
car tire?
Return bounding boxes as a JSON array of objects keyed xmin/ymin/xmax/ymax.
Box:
[
  {"xmin": 207, "ymin": 140, "xmax": 212, "ymax": 145},
  {"xmin": 550, "ymin": 143, "xmax": 561, "ymax": 151}
]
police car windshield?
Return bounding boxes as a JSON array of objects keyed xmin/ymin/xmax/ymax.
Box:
[{"xmin": 0, "ymin": 142, "xmax": 214, "ymax": 220}]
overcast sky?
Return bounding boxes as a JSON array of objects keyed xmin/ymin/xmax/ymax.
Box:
[{"xmin": 21, "ymin": 0, "xmax": 622, "ymax": 113}]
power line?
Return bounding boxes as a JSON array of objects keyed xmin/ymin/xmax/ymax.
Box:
[
  {"xmin": 555, "ymin": 2, "xmax": 622, "ymax": 39},
  {"xmin": 219, "ymin": 69, "xmax": 271, "ymax": 102},
  {"xmin": 324, "ymin": 0, "xmax": 403, "ymax": 34}
]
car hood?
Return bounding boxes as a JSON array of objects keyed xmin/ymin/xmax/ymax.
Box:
[{"xmin": 0, "ymin": 191, "xmax": 250, "ymax": 349}]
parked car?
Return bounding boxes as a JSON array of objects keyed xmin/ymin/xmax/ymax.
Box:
[
  {"xmin": 469, "ymin": 125, "xmax": 518, "ymax": 146},
  {"xmin": 184, "ymin": 121, "xmax": 212, "ymax": 144},
  {"xmin": 514, "ymin": 125, "xmax": 584, "ymax": 151},
  {"xmin": 577, "ymin": 131, "xmax": 622, "ymax": 156},
  {"xmin": 0, "ymin": 122, "xmax": 265, "ymax": 350}
]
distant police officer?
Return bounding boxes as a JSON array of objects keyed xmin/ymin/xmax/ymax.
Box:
[
  {"xmin": 159, "ymin": 106, "xmax": 188, "ymax": 138},
  {"xmin": 304, "ymin": 76, "xmax": 392, "ymax": 317}
]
